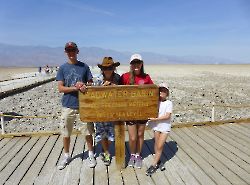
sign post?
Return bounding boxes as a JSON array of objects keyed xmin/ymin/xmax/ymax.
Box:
[{"xmin": 79, "ymin": 85, "xmax": 159, "ymax": 168}]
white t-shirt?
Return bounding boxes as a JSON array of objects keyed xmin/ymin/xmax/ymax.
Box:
[{"xmin": 148, "ymin": 100, "xmax": 173, "ymax": 133}]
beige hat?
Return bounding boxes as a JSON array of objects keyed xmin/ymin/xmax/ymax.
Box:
[{"xmin": 98, "ymin": 57, "xmax": 120, "ymax": 69}]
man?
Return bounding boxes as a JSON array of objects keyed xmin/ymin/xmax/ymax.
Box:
[{"xmin": 56, "ymin": 41, "xmax": 96, "ymax": 170}]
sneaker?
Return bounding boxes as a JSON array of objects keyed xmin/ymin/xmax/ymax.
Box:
[
  {"xmin": 58, "ymin": 156, "xmax": 72, "ymax": 170},
  {"xmin": 102, "ymin": 153, "xmax": 111, "ymax": 166},
  {"xmin": 88, "ymin": 155, "xmax": 97, "ymax": 168},
  {"xmin": 157, "ymin": 161, "xmax": 166, "ymax": 171},
  {"xmin": 145, "ymin": 165, "xmax": 158, "ymax": 176},
  {"xmin": 135, "ymin": 155, "xmax": 143, "ymax": 169},
  {"xmin": 128, "ymin": 155, "xmax": 136, "ymax": 167}
]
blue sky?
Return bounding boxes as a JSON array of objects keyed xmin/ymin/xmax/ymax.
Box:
[{"xmin": 0, "ymin": 0, "xmax": 250, "ymax": 62}]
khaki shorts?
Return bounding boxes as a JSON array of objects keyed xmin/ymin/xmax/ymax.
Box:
[{"xmin": 60, "ymin": 107, "xmax": 94, "ymax": 137}]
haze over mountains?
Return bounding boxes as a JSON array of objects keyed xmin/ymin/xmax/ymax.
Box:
[{"xmin": 0, "ymin": 43, "xmax": 247, "ymax": 67}]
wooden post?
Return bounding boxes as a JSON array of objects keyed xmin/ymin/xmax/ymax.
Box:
[
  {"xmin": 114, "ymin": 122, "xmax": 125, "ymax": 169},
  {"xmin": 212, "ymin": 102, "xmax": 215, "ymax": 122},
  {"xmin": 0, "ymin": 112, "xmax": 5, "ymax": 134}
]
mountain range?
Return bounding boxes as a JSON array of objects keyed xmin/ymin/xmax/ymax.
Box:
[{"xmin": 0, "ymin": 43, "xmax": 247, "ymax": 67}]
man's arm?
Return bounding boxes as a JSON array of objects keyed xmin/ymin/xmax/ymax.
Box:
[{"xmin": 58, "ymin": 81, "xmax": 78, "ymax": 93}]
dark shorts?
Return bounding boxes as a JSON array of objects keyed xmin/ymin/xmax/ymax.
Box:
[{"xmin": 126, "ymin": 120, "xmax": 147, "ymax": 125}]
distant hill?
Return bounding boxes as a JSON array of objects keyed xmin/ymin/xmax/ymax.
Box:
[{"xmin": 0, "ymin": 43, "xmax": 246, "ymax": 67}]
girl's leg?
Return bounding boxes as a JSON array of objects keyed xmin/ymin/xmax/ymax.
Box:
[
  {"xmin": 152, "ymin": 132, "xmax": 168, "ymax": 166},
  {"xmin": 127, "ymin": 124, "xmax": 137, "ymax": 154},
  {"xmin": 136, "ymin": 124, "xmax": 146, "ymax": 154},
  {"xmin": 153, "ymin": 131, "xmax": 160, "ymax": 155}
]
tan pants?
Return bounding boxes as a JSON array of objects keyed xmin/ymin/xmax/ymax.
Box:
[{"xmin": 60, "ymin": 107, "xmax": 94, "ymax": 137}]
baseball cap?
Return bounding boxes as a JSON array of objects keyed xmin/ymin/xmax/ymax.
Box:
[
  {"xmin": 159, "ymin": 82, "xmax": 169, "ymax": 90},
  {"xmin": 130, "ymin": 53, "xmax": 142, "ymax": 63},
  {"xmin": 65, "ymin": 42, "xmax": 78, "ymax": 50}
]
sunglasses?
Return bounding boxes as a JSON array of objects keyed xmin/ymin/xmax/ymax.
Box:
[
  {"xmin": 130, "ymin": 59, "xmax": 142, "ymax": 65},
  {"xmin": 65, "ymin": 48, "xmax": 77, "ymax": 52},
  {"xmin": 102, "ymin": 66, "xmax": 114, "ymax": 71}
]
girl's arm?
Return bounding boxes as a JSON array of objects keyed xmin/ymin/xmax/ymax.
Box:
[{"xmin": 148, "ymin": 112, "xmax": 171, "ymax": 121}]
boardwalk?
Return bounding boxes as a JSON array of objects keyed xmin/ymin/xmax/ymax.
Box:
[{"xmin": 0, "ymin": 122, "xmax": 250, "ymax": 185}]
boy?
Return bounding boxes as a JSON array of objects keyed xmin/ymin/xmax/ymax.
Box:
[
  {"xmin": 56, "ymin": 42, "xmax": 96, "ymax": 170},
  {"xmin": 146, "ymin": 83, "xmax": 173, "ymax": 176}
]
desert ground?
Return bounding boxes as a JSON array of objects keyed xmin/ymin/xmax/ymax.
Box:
[
  {"xmin": 1, "ymin": 64, "xmax": 250, "ymax": 133},
  {"xmin": 0, "ymin": 67, "xmax": 38, "ymax": 81}
]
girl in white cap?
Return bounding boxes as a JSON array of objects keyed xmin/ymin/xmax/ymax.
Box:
[
  {"xmin": 120, "ymin": 53, "xmax": 154, "ymax": 168},
  {"xmin": 146, "ymin": 83, "xmax": 173, "ymax": 176}
]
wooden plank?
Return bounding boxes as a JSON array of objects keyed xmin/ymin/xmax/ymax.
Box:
[
  {"xmin": 168, "ymin": 131, "xmax": 216, "ymax": 185},
  {"xmin": 207, "ymin": 126, "xmax": 250, "ymax": 158},
  {"xmin": 48, "ymin": 135, "xmax": 77, "ymax": 185},
  {"xmin": 225, "ymin": 124, "xmax": 250, "ymax": 140},
  {"xmin": 0, "ymin": 137, "xmax": 39, "ymax": 184},
  {"xmin": 34, "ymin": 135, "xmax": 63, "ymax": 185},
  {"xmin": 108, "ymin": 157, "xmax": 124, "ymax": 185},
  {"xmin": 5, "ymin": 136, "xmax": 48, "ymax": 185},
  {"xmin": 108, "ymin": 140, "xmax": 124, "ymax": 185},
  {"xmin": 134, "ymin": 150, "xmax": 158, "ymax": 184},
  {"xmin": 62, "ymin": 134, "xmax": 85, "ymax": 185},
  {"xmin": 190, "ymin": 126, "xmax": 250, "ymax": 184},
  {"xmin": 0, "ymin": 137, "xmax": 11, "ymax": 149},
  {"xmin": 115, "ymin": 121, "xmax": 125, "ymax": 169},
  {"xmin": 216, "ymin": 125, "xmax": 250, "ymax": 148},
  {"xmin": 196, "ymin": 126, "xmax": 250, "ymax": 172},
  {"xmin": 20, "ymin": 135, "xmax": 58, "ymax": 185},
  {"xmin": 170, "ymin": 130, "xmax": 231, "ymax": 185},
  {"xmin": 182, "ymin": 127, "xmax": 248, "ymax": 184},
  {"xmin": 94, "ymin": 141, "xmax": 109, "ymax": 185},
  {"xmin": 146, "ymin": 131, "xmax": 200, "ymax": 185},
  {"xmin": 0, "ymin": 137, "xmax": 30, "ymax": 172},
  {"xmin": 239, "ymin": 122, "xmax": 250, "ymax": 129},
  {"xmin": 143, "ymin": 132, "xmax": 172, "ymax": 185},
  {"xmin": 120, "ymin": 136, "xmax": 139, "ymax": 185},
  {"xmin": 79, "ymin": 141, "xmax": 94, "ymax": 185},
  {"xmin": 79, "ymin": 85, "xmax": 158, "ymax": 122},
  {"xmin": 0, "ymin": 137, "xmax": 20, "ymax": 159}
]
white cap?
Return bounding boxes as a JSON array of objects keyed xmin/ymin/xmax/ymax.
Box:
[
  {"xmin": 130, "ymin": 53, "xmax": 142, "ymax": 63},
  {"xmin": 159, "ymin": 82, "xmax": 169, "ymax": 89}
]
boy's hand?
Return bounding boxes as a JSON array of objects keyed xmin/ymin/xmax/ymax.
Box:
[
  {"xmin": 75, "ymin": 81, "xmax": 84, "ymax": 90},
  {"xmin": 79, "ymin": 85, "xmax": 87, "ymax": 92}
]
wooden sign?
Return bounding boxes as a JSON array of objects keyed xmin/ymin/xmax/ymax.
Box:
[{"xmin": 79, "ymin": 85, "xmax": 159, "ymax": 122}]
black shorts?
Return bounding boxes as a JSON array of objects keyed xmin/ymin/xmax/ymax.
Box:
[{"xmin": 126, "ymin": 120, "xmax": 147, "ymax": 125}]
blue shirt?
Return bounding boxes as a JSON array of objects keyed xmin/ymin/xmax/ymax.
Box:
[{"xmin": 56, "ymin": 61, "xmax": 93, "ymax": 109}]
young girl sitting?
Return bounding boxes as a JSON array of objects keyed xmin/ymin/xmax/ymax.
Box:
[{"xmin": 146, "ymin": 83, "xmax": 173, "ymax": 176}]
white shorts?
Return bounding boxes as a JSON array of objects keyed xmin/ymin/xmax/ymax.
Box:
[{"xmin": 148, "ymin": 121, "xmax": 171, "ymax": 134}]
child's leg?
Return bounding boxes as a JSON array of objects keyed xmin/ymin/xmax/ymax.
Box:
[
  {"xmin": 152, "ymin": 131, "xmax": 168, "ymax": 166},
  {"xmin": 103, "ymin": 122, "xmax": 114, "ymax": 154},
  {"xmin": 101, "ymin": 138, "xmax": 110, "ymax": 154}
]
